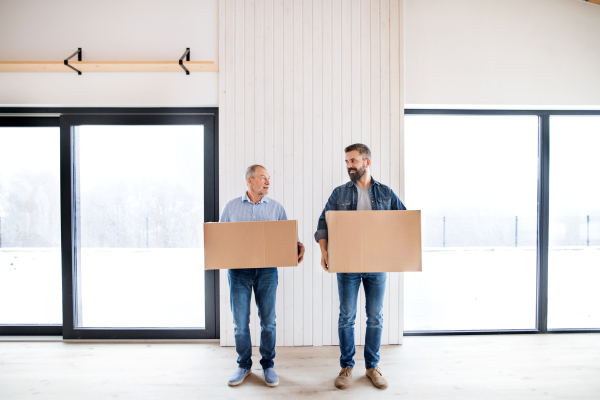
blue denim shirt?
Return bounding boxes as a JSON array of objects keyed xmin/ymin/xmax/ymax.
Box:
[{"xmin": 314, "ymin": 177, "xmax": 406, "ymax": 242}]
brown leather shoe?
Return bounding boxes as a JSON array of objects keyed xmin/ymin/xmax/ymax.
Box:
[
  {"xmin": 334, "ymin": 367, "xmax": 353, "ymax": 389},
  {"xmin": 366, "ymin": 367, "xmax": 389, "ymax": 389}
]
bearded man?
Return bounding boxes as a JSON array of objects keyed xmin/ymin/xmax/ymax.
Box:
[{"xmin": 314, "ymin": 143, "xmax": 406, "ymax": 390}]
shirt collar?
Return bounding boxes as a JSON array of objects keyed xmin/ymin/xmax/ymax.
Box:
[
  {"xmin": 242, "ymin": 191, "xmax": 270, "ymax": 204},
  {"xmin": 347, "ymin": 177, "xmax": 380, "ymax": 188}
]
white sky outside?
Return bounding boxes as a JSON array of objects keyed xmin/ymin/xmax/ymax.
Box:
[
  {"xmin": 550, "ymin": 116, "xmax": 600, "ymax": 217},
  {"xmin": 78, "ymin": 125, "xmax": 204, "ymax": 193},
  {"xmin": 0, "ymin": 128, "xmax": 58, "ymax": 176},
  {"xmin": 405, "ymin": 115, "xmax": 538, "ymax": 217},
  {"xmin": 0, "ymin": 127, "xmax": 59, "ymax": 218}
]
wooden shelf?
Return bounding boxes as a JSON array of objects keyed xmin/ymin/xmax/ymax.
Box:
[{"xmin": 0, "ymin": 61, "xmax": 218, "ymax": 73}]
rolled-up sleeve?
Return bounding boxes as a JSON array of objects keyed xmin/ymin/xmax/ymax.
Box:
[
  {"xmin": 314, "ymin": 228, "xmax": 327, "ymax": 243},
  {"xmin": 314, "ymin": 190, "xmax": 338, "ymax": 243}
]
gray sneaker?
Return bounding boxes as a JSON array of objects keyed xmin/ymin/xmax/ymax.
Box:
[
  {"xmin": 228, "ymin": 367, "xmax": 251, "ymax": 386},
  {"xmin": 263, "ymin": 367, "xmax": 279, "ymax": 387}
]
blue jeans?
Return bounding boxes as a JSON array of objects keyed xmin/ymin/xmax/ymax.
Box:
[
  {"xmin": 228, "ymin": 268, "xmax": 278, "ymax": 370},
  {"xmin": 337, "ymin": 272, "xmax": 387, "ymax": 370}
]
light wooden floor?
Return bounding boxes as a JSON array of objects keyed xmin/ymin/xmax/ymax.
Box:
[{"xmin": 1, "ymin": 334, "xmax": 599, "ymax": 399}]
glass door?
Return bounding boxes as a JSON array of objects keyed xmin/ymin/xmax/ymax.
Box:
[
  {"xmin": 61, "ymin": 114, "xmax": 217, "ymax": 339},
  {"xmin": 548, "ymin": 116, "xmax": 600, "ymax": 329},
  {"xmin": 404, "ymin": 115, "xmax": 539, "ymax": 331},
  {"xmin": 0, "ymin": 124, "xmax": 61, "ymax": 328}
]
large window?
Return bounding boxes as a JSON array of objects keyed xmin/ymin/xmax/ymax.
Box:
[
  {"xmin": 76, "ymin": 125, "xmax": 205, "ymax": 329},
  {"xmin": 404, "ymin": 110, "xmax": 600, "ymax": 334},
  {"xmin": 0, "ymin": 123, "xmax": 61, "ymax": 327},
  {"xmin": 404, "ymin": 115, "xmax": 538, "ymax": 331},
  {"xmin": 548, "ymin": 116, "xmax": 600, "ymax": 329},
  {"xmin": 3, "ymin": 109, "xmax": 599, "ymax": 337},
  {"xmin": 0, "ymin": 109, "xmax": 219, "ymax": 339}
]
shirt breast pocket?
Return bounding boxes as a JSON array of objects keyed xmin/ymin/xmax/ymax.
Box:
[
  {"xmin": 377, "ymin": 197, "xmax": 391, "ymax": 210},
  {"xmin": 337, "ymin": 199, "xmax": 352, "ymax": 210}
]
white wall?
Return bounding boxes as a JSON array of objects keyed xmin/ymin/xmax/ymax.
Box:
[
  {"xmin": 405, "ymin": 0, "xmax": 600, "ymax": 107},
  {"xmin": 3, "ymin": 0, "xmax": 598, "ymax": 107},
  {"xmin": 218, "ymin": 0, "xmax": 405, "ymax": 347},
  {"xmin": 0, "ymin": 0, "xmax": 218, "ymax": 106}
]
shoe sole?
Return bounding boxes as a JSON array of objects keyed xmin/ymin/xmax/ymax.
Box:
[
  {"xmin": 262, "ymin": 372, "xmax": 279, "ymax": 387},
  {"xmin": 366, "ymin": 374, "xmax": 388, "ymax": 389},
  {"xmin": 228, "ymin": 370, "xmax": 251, "ymax": 386},
  {"xmin": 335, "ymin": 377, "xmax": 352, "ymax": 389}
]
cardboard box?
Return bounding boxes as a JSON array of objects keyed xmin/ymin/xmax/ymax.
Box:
[
  {"xmin": 204, "ymin": 220, "xmax": 298, "ymax": 270},
  {"xmin": 325, "ymin": 210, "xmax": 422, "ymax": 273}
]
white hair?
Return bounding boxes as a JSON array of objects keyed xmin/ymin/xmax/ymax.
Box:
[{"xmin": 245, "ymin": 164, "xmax": 266, "ymax": 180}]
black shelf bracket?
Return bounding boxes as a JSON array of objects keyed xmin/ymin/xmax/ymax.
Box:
[
  {"xmin": 64, "ymin": 48, "xmax": 82, "ymax": 75},
  {"xmin": 179, "ymin": 48, "xmax": 190, "ymax": 75}
]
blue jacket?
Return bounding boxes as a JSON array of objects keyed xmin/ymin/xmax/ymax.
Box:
[{"xmin": 314, "ymin": 177, "xmax": 406, "ymax": 242}]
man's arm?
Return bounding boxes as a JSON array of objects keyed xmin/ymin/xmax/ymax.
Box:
[
  {"xmin": 390, "ymin": 189, "xmax": 407, "ymax": 211},
  {"xmin": 315, "ymin": 190, "xmax": 338, "ymax": 271},
  {"xmin": 314, "ymin": 190, "xmax": 338, "ymax": 243},
  {"xmin": 318, "ymin": 238, "xmax": 329, "ymax": 272}
]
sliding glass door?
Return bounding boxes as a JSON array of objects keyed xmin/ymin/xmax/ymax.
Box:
[
  {"xmin": 0, "ymin": 122, "xmax": 61, "ymax": 330},
  {"xmin": 60, "ymin": 112, "xmax": 218, "ymax": 339},
  {"xmin": 404, "ymin": 114, "xmax": 539, "ymax": 331},
  {"xmin": 548, "ymin": 116, "xmax": 600, "ymax": 330},
  {"xmin": 1, "ymin": 109, "xmax": 218, "ymax": 339},
  {"xmin": 75, "ymin": 124, "xmax": 205, "ymax": 328}
]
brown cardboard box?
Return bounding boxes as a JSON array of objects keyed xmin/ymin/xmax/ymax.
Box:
[
  {"xmin": 204, "ymin": 220, "xmax": 298, "ymax": 270},
  {"xmin": 325, "ymin": 210, "xmax": 422, "ymax": 273}
]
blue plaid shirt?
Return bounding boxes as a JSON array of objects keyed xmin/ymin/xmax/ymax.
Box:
[{"xmin": 220, "ymin": 192, "xmax": 289, "ymax": 223}]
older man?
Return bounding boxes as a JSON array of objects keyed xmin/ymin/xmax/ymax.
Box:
[
  {"xmin": 315, "ymin": 144, "xmax": 406, "ymax": 390},
  {"xmin": 220, "ymin": 164, "xmax": 305, "ymax": 387}
]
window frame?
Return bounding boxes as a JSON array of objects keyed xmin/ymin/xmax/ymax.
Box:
[
  {"xmin": 0, "ymin": 108, "xmax": 219, "ymax": 339},
  {"xmin": 0, "ymin": 116, "xmax": 61, "ymax": 335},
  {"xmin": 4, "ymin": 107, "xmax": 600, "ymax": 337},
  {"xmin": 404, "ymin": 109, "xmax": 600, "ymax": 336}
]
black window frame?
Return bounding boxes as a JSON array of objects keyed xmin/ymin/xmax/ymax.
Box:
[
  {"xmin": 3, "ymin": 107, "xmax": 600, "ymax": 337},
  {"xmin": 0, "ymin": 116, "xmax": 62, "ymax": 336},
  {"xmin": 0, "ymin": 108, "xmax": 219, "ymax": 339},
  {"xmin": 403, "ymin": 109, "xmax": 600, "ymax": 336}
]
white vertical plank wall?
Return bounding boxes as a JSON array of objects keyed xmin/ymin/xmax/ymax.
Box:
[{"xmin": 218, "ymin": 0, "xmax": 405, "ymax": 347}]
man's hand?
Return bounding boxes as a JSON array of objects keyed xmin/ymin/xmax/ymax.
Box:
[
  {"xmin": 297, "ymin": 242, "xmax": 305, "ymax": 263},
  {"xmin": 318, "ymin": 239, "xmax": 329, "ymax": 272}
]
